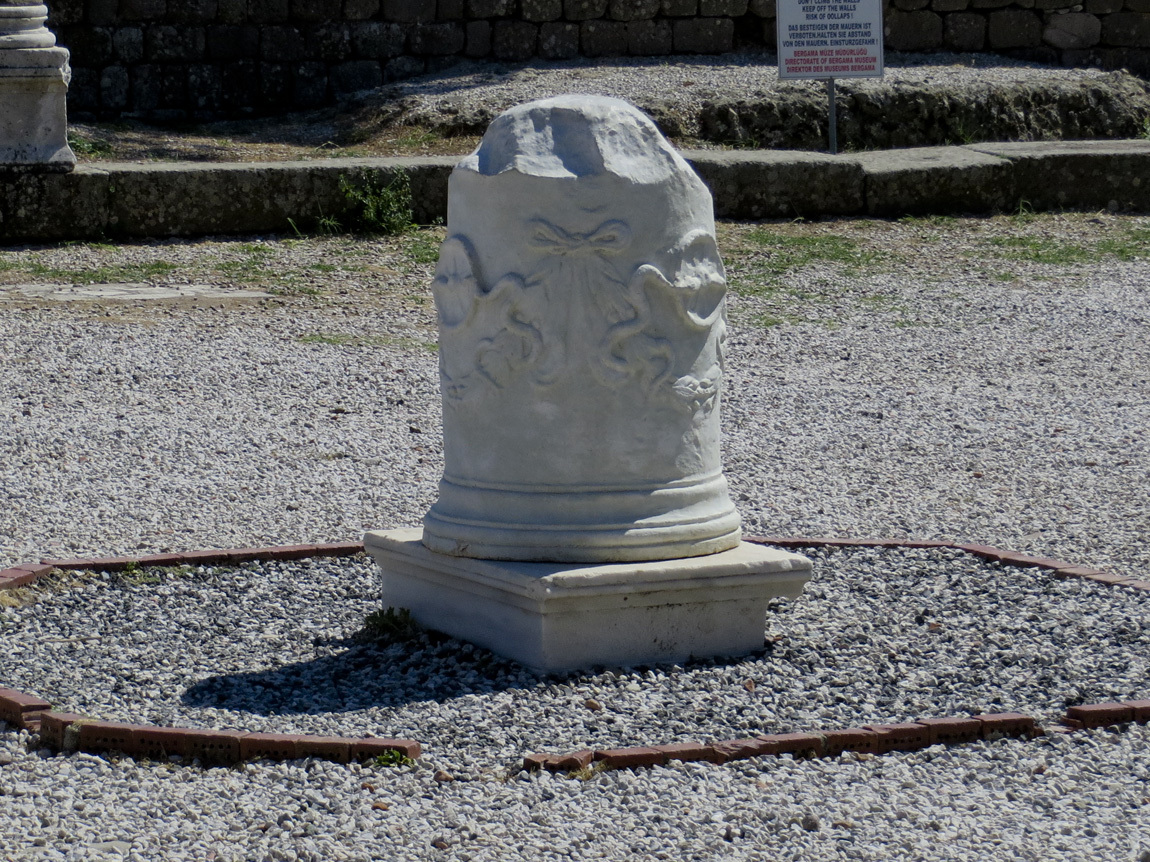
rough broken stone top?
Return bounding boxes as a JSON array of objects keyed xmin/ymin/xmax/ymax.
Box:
[{"xmin": 422, "ymin": 94, "xmax": 742, "ymax": 563}]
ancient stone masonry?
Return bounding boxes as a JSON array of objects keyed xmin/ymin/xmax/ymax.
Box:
[{"xmin": 49, "ymin": 0, "xmax": 1150, "ymax": 119}]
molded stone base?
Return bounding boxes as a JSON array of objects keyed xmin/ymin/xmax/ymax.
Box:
[{"xmin": 364, "ymin": 528, "xmax": 813, "ymax": 671}]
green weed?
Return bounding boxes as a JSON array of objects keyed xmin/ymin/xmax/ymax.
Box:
[
  {"xmin": 359, "ymin": 607, "xmax": 421, "ymax": 644},
  {"xmin": 406, "ymin": 231, "xmax": 441, "ymax": 265},
  {"xmin": 25, "ymin": 260, "xmax": 178, "ymax": 283},
  {"xmin": 370, "ymin": 750, "xmax": 415, "ymax": 768},
  {"xmin": 67, "ymin": 132, "xmax": 115, "ymax": 157},
  {"xmin": 745, "ymin": 230, "xmax": 885, "ymax": 279},
  {"xmin": 338, "ymin": 169, "xmax": 415, "ymax": 235},
  {"xmin": 393, "ymin": 128, "xmax": 444, "ymax": 149}
]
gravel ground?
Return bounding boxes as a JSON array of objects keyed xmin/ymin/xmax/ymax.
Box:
[{"xmin": 2, "ymin": 210, "xmax": 1149, "ymax": 859}]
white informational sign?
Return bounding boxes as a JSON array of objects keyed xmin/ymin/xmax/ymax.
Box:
[{"xmin": 776, "ymin": 0, "xmax": 884, "ymax": 80}]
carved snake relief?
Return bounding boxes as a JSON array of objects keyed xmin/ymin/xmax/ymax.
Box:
[{"xmin": 431, "ymin": 221, "xmax": 727, "ymax": 417}]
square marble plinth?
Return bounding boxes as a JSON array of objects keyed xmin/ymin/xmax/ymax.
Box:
[{"xmin": 364, "ymin": 528, "xmax": 813, "ymax": 672}]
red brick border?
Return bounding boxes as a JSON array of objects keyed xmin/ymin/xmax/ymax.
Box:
[
  {"xmin": 3, "ymin": 537, "xmax": 1147, "ymax": 773},
  {"xmin": 3, "ymin": 701, "xmax": 421, "ymax": 767},
  {"xmin": 522, "ymin": 703, "xmax": 1150, "ymax": 773},
  {"xmin": 0, "ymin": 540, "xmax": 418, "ymax": 766}
]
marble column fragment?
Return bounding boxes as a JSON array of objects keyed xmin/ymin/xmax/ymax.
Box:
[
  {"xmin": 422, "ymin": 94, "xmax": 742, "ymax": 563},
  {"xmin": 0, "ymin": 2, "xmax": 75, "ymax": 172}
]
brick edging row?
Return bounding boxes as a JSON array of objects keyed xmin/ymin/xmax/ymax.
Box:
[
  {"xmin": 523, "ymin": 536, "xmax": 1150, "ymax": 772},
  {"xmin": 1, "ymin": 535, "xmax": 1144, "ymax": 771},
  {"xmin": 523, "ymin": 701, "xmax": 1150, "ymax": 773},
  {"xmin": 0, "ymin": 540, "xmax": 420, "ymax": 765}
]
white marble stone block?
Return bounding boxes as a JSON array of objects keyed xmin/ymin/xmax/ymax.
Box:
[
  {"xmin": 0, "ymin": 2, "xmax": 75, "ymax": 172},
  {"xmin": 422, "ymin": 94, "xmax": 742, "ymax": 563},
  {"xmin": 366, "ymin": 529, "xmax": 813, "ymax": 672}
]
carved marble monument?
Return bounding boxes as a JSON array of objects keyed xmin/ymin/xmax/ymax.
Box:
[
  {"xmin": 0, "ymin": 2, "xmax": 75, "ymax": 172},
  {"xmin": 365, "ymin": 95, "xmax": 811, "ymax": 670}
]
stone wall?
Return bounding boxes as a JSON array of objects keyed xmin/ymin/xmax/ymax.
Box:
[{"xmin": 47, "ymin": 0, "xmax": 1150, "ymax": 120}]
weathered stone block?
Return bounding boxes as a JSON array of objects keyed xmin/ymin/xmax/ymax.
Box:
[
  {"xmin": 1083, "ymin": 0, "xmax": 1120, "ymax": 10},
  {"xmin": 748, "ymin": 0, "xmax": 774, "ymax": 15},
  {"xmin": 565, "ymin": 0, "xmax": 609, "ymax": 20},
  {"xmin": 987, "ymin": 9, "xmax": 1042, "ymax": 47},
  {"xmin": 112, "ymin": 27, "xmax": 145, "ymax": 63},
  {"xmin": 1034, "ymin": 0, "xmax": 1076, "ymax": 8},
  {"xmin": 492, "ymin": 20, "xmax": 538, "ymax": 59},
  {"xmin": 383, "ymin": 54, "xmax": 424, "ymax": 81},
  {"xmin": 581, "ymin": 19, "xmax": 627, "ymax": 54},
  {"xmin": 468, "ymin": 0, "xmax": 515, "ymax": 15},
  {"xmin": 206, "ymin": 25, "xmax": 259, "ymax": 61},
  {"xmin": 0, "ymin": 168, "xmax": 111, "ymax": 241},
  {"xmin": 49, "ymin": 0, "xmax": 84, "ymax": 26},
  {"xmin": 120, "ymin": 0, "xmax": 167, "ymax": 20},
  {"xmin": 221, "ymin": 59, "xmax": 259, "ymax": 110},
  {"xmin": 609, "ymin": 0, "xmax": 660, "ymax": 19},
  {"xmin": 257, "ymin": 61, "xmax": 290, "ymax": 107},
  {"xmin": 523, "ymin": 0, "xmax": 564, "ymax": 21},
  {"xmin": 971, "ymin": 140, "xmax": 1150, "ymax": 212},
  {"xmin": 943, "ymin": 12, "xmax": 985, "ymax": 49},
  {"xmin": 294, "ymin": 61, "xmax": 329, "ymax": 107},
  {"xmin": 1043, "ymin": 12, "xmax": 1101, "ymax": 47},
  {"xmin": 465, "ymin": 19, "xmax": 492, "ymax": 55},
  {"xmin": 411, "ymin": 22, "xmax": 466, "ymax": 54},
  {"xmin": 539, "ymin": 20, "xmax": 579, "ymax": 55},
  {"xmin": 100, "ymin": 66, "xmax": 130, "ymax": 111},
  {"xmin": 260, "ymin": 25, "xmax": 305, "ymax": 61},
  {"xmin": 57, "ymin": 26, "xmax": 114, "ymax": 65},
  {"xmin": 382, "ymin": 0, "xmax": 435, "ymax": 21},
  {"xmin": 673, "ymin": 17, "xmax": 734, "ymax": 51},
  {"xmin": 1102, "ymin": 12, "xmax": 1150, "ymax": 45},
  {"xmin": 932, "ymin": 0, "xmax": 968, "ymax": 10},
  {"xmin": 187, "ymin": 63, "xmax": 223, "ymax": 112},
  {"xmin": 662, "ymin": 0, "xmax": 698, "ymax": 13},
  {"xmin": 66, "ymin": 66, "xmax": 99, "ymax": 114},
  {"xmin": 217, "ymin": 0, "xmax": 250, "ymax": 25},
  {"xmin": 1126, "ymin": 0, "xmax": 1150, "ymax": 10},
  {"xmin": 971, "ymin": 0, "xmax": 1011, "ymax": 7},
  {"xmin": 627, "ymin": 18, "xmax": 673, "ymax": 53},
  {"xmin": 686, "ymin": 149, "xmax": 865, "ymax": 218},
  {"xmin": 760, "ymin": 17, "xmax": 777, "ymax": 46},
  {"xmin": 248, "ymin": 0, "xmax": 289, "ymax": 23},
  {"xmin": 331, "ymin": 59, "xmax": 383, "ymax": 93},
  {"xmin": 290, "ymin": 0, "xmax": 343, "ymax": 20},
  {"xmin": 700, "ymin": 0, "xmax": 748, "ymax": 13},
  {"xmin": 88, "ymin": 0, "xmax": 121, "ymax": 25},
  {"xmin": 438, "ymin": 0, "xmax": 466, "ymax": 17},
  {"xmin": 894, "ymin": 0, "xmax": 929, "ymax": 9},
  {"xmin": 859, "ymin": 147, "xmax": 1015, "ymax": 216},
  {"xmin": 311, "ymin": 22, "xmax": 354, "ymax": 60},
  {"xmin": 345, "ymin": 0, "xmax": 381, "ymax": 17},
  {"xmin": 145, "ymin": 26, "xmax": 206, "ymax": 62},
  {"xmin": 885, "ymin": 10, "xmax": 943, "ymax": 49},
  {"xmin": 351, "ymin": 21, "xmax": 406, "ymax": 58},
  {"xmin": 170, "ymin": 0, "xmax": 221, "ymax": 23}
]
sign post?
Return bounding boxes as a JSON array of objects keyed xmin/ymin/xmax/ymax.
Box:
[{"xmin": 776, "ymin": 0, "xmax": 884, "ymax": 154}]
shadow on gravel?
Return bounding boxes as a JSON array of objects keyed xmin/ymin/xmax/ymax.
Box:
[{"xmin": 181, "ymin": 630, "xmax": 771, "ymax": 715}]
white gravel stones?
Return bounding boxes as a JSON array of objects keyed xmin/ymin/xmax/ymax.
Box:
[{"xmin": 1, "ymin": 210, "xmax": 1149, "ymax": 858}]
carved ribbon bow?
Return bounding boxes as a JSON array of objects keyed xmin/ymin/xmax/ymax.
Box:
[{"xmin": 529, "ymin": 219, "xmax": 631, "ymax": 257}]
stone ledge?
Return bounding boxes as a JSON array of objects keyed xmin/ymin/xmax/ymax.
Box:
[{"xmin": 4, "ymin": 141, "xmax": 1150, "ymax": 243}]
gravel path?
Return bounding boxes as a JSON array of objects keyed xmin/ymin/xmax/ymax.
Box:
[{"xmin": 2, "ymin": 210, "xmax": 1149, "ymax": 859}]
